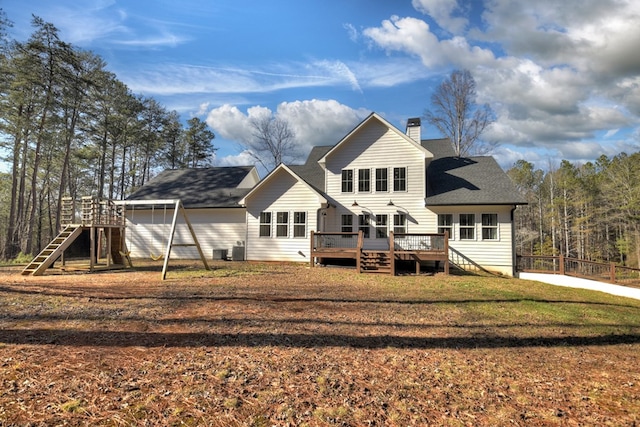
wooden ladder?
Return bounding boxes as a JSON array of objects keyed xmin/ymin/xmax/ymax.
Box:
[{"xmin": 21, "ymin": 225, "xmax": 83, "ymax": 276}]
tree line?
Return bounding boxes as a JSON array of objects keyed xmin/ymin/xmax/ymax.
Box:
[
  {"xmin": 0, "ymin": 14, "xmax": 216, "ymax": 260},
  {"xmin": 508, "ymin": 154, "xmax": 640, "ymax": 268}
]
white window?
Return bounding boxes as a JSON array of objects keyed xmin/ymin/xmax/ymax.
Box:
[
  {"xmin": 276, "ymin": 211, "xmax": 289, "ymax": 237},
  {"xmin": 341, "ymin": 214, "xmax": 353, "ymax": 233},
  {"xmin": 482, "ymin": 213, "xmax": 498, "ymax": 240},
  {"xmin": 341, "ymin": 169, "xmax": 353, "ymax": 193},
  {"xmin": 393, "ymin": 213, "xmax": 407, "ymax": 234},
  {"xmin": 459, "ymin": 214, "xmax": 475, "ymax": 240},
  {"xmin": 375, "ymin": 214, "xmax": 388, "ymax": 238},
  {"xmin": 293, "ymin": 212, "xmax": 306, "ymax": 238},
  {"xmin": 393, "ymin": 167, "xmax": 407, "ymax": 192},
  {"xmin": 358, "ymin": 169, "xmax": 370, "ymax": 192},
  {"xmin": 259, "ymin": 212, "xmax": 271, "ymax": 237},
  {"xmin": 376, "ymin": 168, "xmax": 388, "ymax": 192},
  {"xmin": 359, "ymin": 214, "xmax": 371, "ymax": 239},
  {"xmin": 438, "ymin": 214, "xmax": 453, "ymax": 237}
]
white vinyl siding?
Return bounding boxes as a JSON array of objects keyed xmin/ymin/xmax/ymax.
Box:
[
  {"xmin": 127, "ymin": 207, "xmax": 246, "ymax": 260},
  {"xmin": 439, "ymin": 206, "xmax": 515, "ymax": 276},
  {"xmin": 244, "ymin": 167, "xmax": 321, "ymax": 262}
]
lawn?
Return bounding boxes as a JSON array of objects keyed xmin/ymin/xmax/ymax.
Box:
[{"xmin": 1, "ymin": 261, "xmax": 639, "ymax": 426}]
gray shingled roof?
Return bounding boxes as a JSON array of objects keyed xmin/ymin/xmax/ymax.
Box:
[
  {"xmin": 425, "ymin": 155, "xmax": 526, "ymax": 205},
  {"xmin": 289, "ymin": 145, "xmax": 332, "ymax": 193},
  {"xmin": 126, "ymin": 166, "xmax": 254, "ymax": 208}
]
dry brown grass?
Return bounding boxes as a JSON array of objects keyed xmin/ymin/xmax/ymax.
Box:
[{"xmin": 1, "ymin": 260, "xmax": 639, "ymax": 426}]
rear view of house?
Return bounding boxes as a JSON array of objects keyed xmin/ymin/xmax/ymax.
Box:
[{"xmin": 240, "ymin": 113, "xmax": 526, "ymax": 275}]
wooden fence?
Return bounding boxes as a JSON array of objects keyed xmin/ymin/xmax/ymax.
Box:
[{"xmin": 517, "ymin": 254, "xmax": 640, "ymax": 287}]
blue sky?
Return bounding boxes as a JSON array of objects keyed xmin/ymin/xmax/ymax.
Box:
[{"xmin": 3, "ymin": 0, "xmax": 640, "ymax": 173}]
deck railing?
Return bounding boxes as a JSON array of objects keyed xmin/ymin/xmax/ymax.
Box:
[
  {"xmin": 517, "ymin": 254, "xmax": 640, "ymax": 286},
  {"xmin": 310, "ymin": 230, "xmax": 449, "ymax": 274},
  {"xmin": 61, "ymin": 197, "xmax": 125, "ymax": 227},
  {"xmin": 391, "ymin": 232, "xmax": 448, "ymax": 252}
]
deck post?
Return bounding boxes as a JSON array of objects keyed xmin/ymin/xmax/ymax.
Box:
[
  {"xmin": 444, "ymin": 230, "xmax": 450, "ymax": 275},
  {"xmin": 356, "ymin": 230, "xmax": 363, "ymax": 273},
  {"xmin": 389, "ymin": 231, "xmax": 395, "ymax": 276},
  {"xmin": 310, "ymin": 230, "xmax": 315, "ymax": 268},
  {"xmin": 610, "ymin": 262, "xmax": 616, "ymax": 283}
]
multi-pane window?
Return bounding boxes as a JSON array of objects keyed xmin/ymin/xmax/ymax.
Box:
[
  {"xmin": 276, "ymin": 212, "xmax": 289, "ymax": 237},
  {"xmin": 341, "ymin": 169, "xmax": 353, "ymax": 193},
  {"xmin": 259, "ymin": 212, "xmax": 271, "ymax": 237},
  {"xmin": 393, "ymin": 167, "xmax": 407, "ymax": 191},
  {"xmin": 393, "ymin": 213, "xmax": 407, "ymax": 234},
  {"xmin": 482, "ymin": 213, "xmax": 498, "ymax": 240},
  {"xmin": 341, "ymin": 214, "xmax": 353, "ymax": 233},
  {"xmin": 359, "ymin": 214, "xmax": 371, "ymax": 239},
  {"xmin": 459, "ymin": 214, "xmax": 475, "ymax": 240},
  {"xmin": 293, "ymin": 211, "xmax": 306, "ymax": 238},
  {"xmin": 375, "ymin": 214, "xmax": 388, "ymax": 238},
  {"xmin": 358, "ymin": 169, "xmax": 370, "ymax": 192},
  {"xmin": 375, "ymin": 168, "xmax": 388, "ymax": 192},
  {"xmin": 438, "ymin": 214, "xmax": 453, "ymax": 237}
]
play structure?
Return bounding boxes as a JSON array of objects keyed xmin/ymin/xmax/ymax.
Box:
[{"xmin": 21, "ymin": 197, "xmax": 210, "ymax": 280}]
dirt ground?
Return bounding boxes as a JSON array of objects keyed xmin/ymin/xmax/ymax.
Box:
[{"xmin": 0, "ymin": 260, "xmax": 639, "ymax": 426}]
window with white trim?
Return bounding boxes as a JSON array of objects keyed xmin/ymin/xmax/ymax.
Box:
[
  {"xmin": 437, "ymin": 214, "xmax": 453, "ymax": 237},
  {"xmin": 375, "ymin": 168, "xmax": 388, "ymax": 192},
  {"xmin": 259, "ymin": 212, "xmax": 271, "ymax": 237},
  {"xmin": 359, "ymin": 214, "xmax": 371, "ymax": 239},
  {"xmin": 393, "ymin": 213, "xmax": 407, "ymax": 234},
  {"xmin": 375, "ymin": 214, "xmax": 388, "ymax": 238},
  {"xmin": 341, "ymin": 169, "xmax": 353, "ymax": 193},
  {"xmin": 459, "ymin": 213, "xmax": 475, "ymax": 240},
  {"xmin": 276, "ymin": 211, "xmax": 289, "ymax": 237},
  {"xmin": 293, "ymin": 211, "xmax": 306, "ymax": 238},
  {"xmin": 482, "ymin": 213, "xmax": 498, "ymax": 240},
  {"xmin": 393, "ymin": 167, "xmax": 407, "ymax": 191},
  {"xmin": 358, "ymin": 169, "xmax": 370, "ymax": 192},
  {"xmin": 341, "ymin": 214, "xmax": 353, "ymax": 233}
]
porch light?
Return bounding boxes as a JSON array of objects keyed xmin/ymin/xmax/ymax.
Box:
[
  {"xmin": 387, "ymin": 200, "xmax": 409, "ymax": 213},
  {"xmin": 352, "ymin": 201, "xmax": 359, "ymax": 206}
]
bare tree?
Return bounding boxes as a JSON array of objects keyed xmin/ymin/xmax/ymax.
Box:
[
  {"xmin": 424, "ymin": 69, "xmax": 495, "ymax": 157},
  {"xmin": 247, "ymin": 115, "xmax": 297, "ymax": 171}
]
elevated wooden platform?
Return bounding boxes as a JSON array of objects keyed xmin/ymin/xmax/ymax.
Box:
[{"xmin": 310, "ymin": 231, "xmax": 449, "ymax": 275}]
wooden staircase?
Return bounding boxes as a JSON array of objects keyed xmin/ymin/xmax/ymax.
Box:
[
  {"xmin": 360, "ymin": 251, "xmax": 392, "ymax": 273},
  {"xmin": 21, "ymin": 225, "xmax": 83, "ymax": 276}
]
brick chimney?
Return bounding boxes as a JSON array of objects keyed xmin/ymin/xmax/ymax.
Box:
[{"xmin": 406, "ymin": 117, "xmax": 421, "ymax": 143}]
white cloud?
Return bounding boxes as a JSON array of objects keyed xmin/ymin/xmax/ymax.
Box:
[
  {"xmin": 363, "ymin": 0, "xmax": 640, "ymax": 164},
  {"xmin": 411, "ymin": 0, "xmax": 468, "ymax": 34},
  {"xmin": 206, "ymin": 100, "xmax": 369, "ymax": 161}
]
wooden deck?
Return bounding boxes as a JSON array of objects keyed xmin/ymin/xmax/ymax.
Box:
[{"xmin": 311, "ymin": 231, "xmax": 449, "ymax": 275}]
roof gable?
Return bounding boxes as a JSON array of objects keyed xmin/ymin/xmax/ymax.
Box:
[
  {"xmin": 127, "ymin": 166, "xmax": 258, "ymax": 208},
  {"xmin": 318, "ymin": 112, "xmax": 433, "ymax": 166},
  {"xmin": 239, "ymin": 163, "xmax": 327, "ymax": 206}
]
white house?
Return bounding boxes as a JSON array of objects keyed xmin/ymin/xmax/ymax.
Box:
[
  {"xmin": 127, "ymin": 113, "xmax": 525, "ymax": 276},
  {"xmin": 239, "ymin": 113, "xmax": 525, "ymax": 275}
]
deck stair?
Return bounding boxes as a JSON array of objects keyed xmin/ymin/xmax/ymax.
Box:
[
  {"xmin": 21, "ymin": 225, "xmax": 83, "ymax": 276},
  {"xmin": 360, "ymin": 251, "xmax": 392, "ymax": 273}
]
